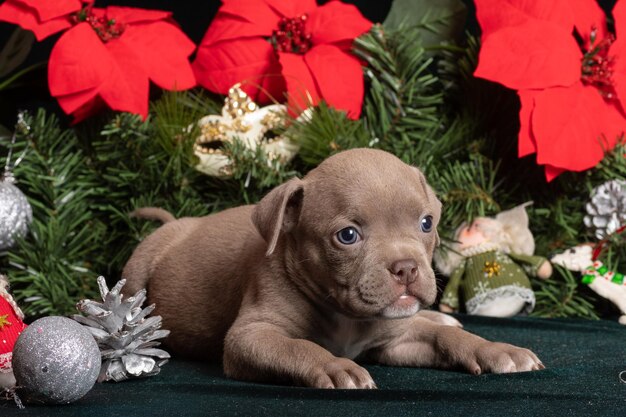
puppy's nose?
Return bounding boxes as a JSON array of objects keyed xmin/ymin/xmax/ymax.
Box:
[{"xmin": 389, "ymin": 259, "xmax": 418, "ymax": 284}]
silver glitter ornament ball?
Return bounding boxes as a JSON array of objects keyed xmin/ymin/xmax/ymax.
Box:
[
  {"xmin": 12, "ymin": 316, "xmax": 101, "ymax": 404},
  {"xmin": 0, "ymin": 179, "xmax": 32, "ymax": 250}
]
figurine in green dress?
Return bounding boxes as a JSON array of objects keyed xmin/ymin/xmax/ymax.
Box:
[{"xmin": 435, "ymin": 204, "xmax": 552, "ymax": 317}]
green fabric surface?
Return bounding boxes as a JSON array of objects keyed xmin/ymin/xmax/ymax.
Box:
[{"xmin": 2, "ymin": 315, "xmax": 625, "ymax": 416}]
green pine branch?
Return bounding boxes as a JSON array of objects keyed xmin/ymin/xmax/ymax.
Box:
[
  {"xmin": 431, "ymin": 152, "xmax": 501, "ymax": 234},
  {"xmin": 223, "ymin": 138, "xmax": 298, "ymax": 204},
  {"xmin": 588, "ymin": 141, "xmax": 626, "ymax": 182},
  {"xmin": 354, "ymin": 24, "xmax": 445, "ymax": 163},
  {"xmin": 532, "ymin": 267, "xmax": 599, "ymax": 319},
  {"xmin": 286, "ymin": 101, "xmax": 370, "ymax": 167},
  {"xmin": 2, "ymin": 110, "xmax": 104, "ymax": 316}
]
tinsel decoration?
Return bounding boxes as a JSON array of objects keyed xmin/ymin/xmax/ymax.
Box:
[
  {"xmin": 12, "ymin": 316, "xmax": 101, "ymax": 404},
  {"xmin": 584, "ymin": 179, "xmax": 626, "ymax": 239},
  {"xmin": 73, "ymin": 276, "xmax": 170, "ymax": 382},
  {"xmin": 0, "ymin": 115, "xmax": 32, "ymax": 251}
]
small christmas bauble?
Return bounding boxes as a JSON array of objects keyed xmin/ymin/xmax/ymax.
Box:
[
  {"xmin": 0, "ymin": 179, "xmax": 33, "ymax": 250},
  {"xmin": 12, "ymin": 316, "xmax": 101, "ymax": 404}
]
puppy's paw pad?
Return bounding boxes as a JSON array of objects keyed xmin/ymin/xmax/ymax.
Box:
[{"xmin": 308, "ymin": 358, "xmax": 376, "ymax": 389}]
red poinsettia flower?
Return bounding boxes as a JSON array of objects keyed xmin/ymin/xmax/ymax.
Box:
[
  {"xmin": 0, "ymin": 0, "xmax": 90, "ymax": 40},
  {"xmin": 47, "ymin": 6, "xmax": 196, "ymax": 122},
  {"xmin": 193, "ymin": 0, "xmax": 372, "ymax": 119},
  {"xmin": 474, "ymin": 0, "xmax": 626, "ymax": 181}
]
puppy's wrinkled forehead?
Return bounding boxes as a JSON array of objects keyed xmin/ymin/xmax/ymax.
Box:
[{"xmin": 302, "ymin": 149, "xmax": 437, "ymax": 222}]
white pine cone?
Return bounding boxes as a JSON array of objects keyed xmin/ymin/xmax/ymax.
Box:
[
  {"xmin": 73, "ymin": 276, "xmax": 170, "ymax": 382},
  {"xmin": 584, "ymin": 179, "xmax": 626, "ymax": 239}
]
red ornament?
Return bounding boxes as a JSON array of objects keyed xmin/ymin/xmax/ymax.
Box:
[
  {"xmin": 193, "ymin": 0, "xmax": 372, "ymax": 119},
  {"xmin": 474, "ymin": 0, "xmax": 626, "ymax": 181},
  {"xmin": 0, "ymin": 277, "xmax": 27, "ymax": 376}
]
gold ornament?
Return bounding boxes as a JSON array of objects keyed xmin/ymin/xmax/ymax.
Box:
[
  {"xmin": 193, "ymin": 84, "xmax": 300, "ymax": 178},
  {"xmin": 224, "ymin": 85, "xmax": 258, "ymax": 118},
  {"xmin": 0, "ymin": 314, "xmax": 11, "ymax": 330},
  {"xmin": 483, "ymin": 261, "xmax": 502, "ymax": 278}
]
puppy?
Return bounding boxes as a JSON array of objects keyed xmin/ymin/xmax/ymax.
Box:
[{"xmin": 122, "ymin": 148, "xmax": 543, "ymax": 388}]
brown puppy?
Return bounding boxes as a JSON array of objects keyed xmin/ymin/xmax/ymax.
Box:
[{"xmin": 122, "ymin": 148, "xmax": 543, "ymax": 388}]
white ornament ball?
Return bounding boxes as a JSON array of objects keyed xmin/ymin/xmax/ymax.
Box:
[
  {"xmin": 12, "ymin": 316, "xmax": 101, "ymax": 404},
  {"xmin": 0, "ymin": 180, "xmax": 32, "ymax": 250}
]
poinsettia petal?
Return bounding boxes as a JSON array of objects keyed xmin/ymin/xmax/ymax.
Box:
[
  {"xmin": 263, "ymin": 0, "xmax": 317, "ymax": 18},
  {"xmin": 476, "ymin": 0, "xmax": 565, "ymax": 36},
  {"xmin": 219, "ymin": 0, "xmax": 279, "ymax": 32},
  {"xmin": 0, "ymin": 1, "xmax": 72, "ymax": 40},
  {"xmin": 48, "ymin": 23, "xmax": 112, "ymax": 97},
  {"xmin": 475, "ymin": 0, "xmax": 595, "ymax": 37},
  {"xmin": 279, "ymin": 52, "xmax": 320, "ymax": 115},
  {"xmin": 474, "ymin": 20, "xmax": 581, "ymax": 90},
  {"xmin": 255, "ymin": 59, "xmax": 286, "ymax": 104},
  {"xmin": 66, "ymin": 94, "xmax": 107, "ymax": 124},
  {"xmin": 199, "ymin": 12, "xmax": 274, "ymax": 45},
  {"xmin": 99, "ymin": 38, "xmax": 150, "ymax": 118},
  {"xmin": 193, "ymin": 38, "xmax": 284, "ymax": 103},
  {"xmin": 304, "ymin": 44, "xmax": 364, "ymax": 119},
  {"xmin": 20, "ymin": 0, "xmax": 83, "ymax": 21},
  {"xmin": 568, "ymin": 0, "xmax": 608, "ymax": 40},
  {"xmin": 612, "ymin": 38, "xmax": 626, "ymax": 113},
  {"xmin": 307, "ymin": 1, "xmax": 372, "ymax": 46},
  {"xmin": 55, "ymin": 88, "xmax": 100, "ymax": 114},
  {"xmin": 98, "ymin": 6, "xmax": 171, "ymax": 25},
  {"xmin": 517, "ymin": 90, "xmax": 537, "ymax": 157},
  {"xmin": 544, "ymin": 165, "xmax": 566, "ymax": 182},
  {"xmin": 476, "ymin": 0, "xmax": 608, "ymax": 48},
  {"xmin": 121, "ymin": 22, "xmax": 195, "ymax": 91},
  {"xmin": 612, "ymin": 0, "xmax": 626, "ymax": 112},
  {"xmin": 532, "ymin": 83, "xmax": 624, "ymax": 173},
  {"xmin": 614, "ymin": 0, "xmax": 626, "ymax": 40}
]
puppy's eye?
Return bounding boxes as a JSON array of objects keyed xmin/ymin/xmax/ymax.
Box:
[
  {"xmin": 336, "ymin": 227, "xmax": 360, "ymax": 245},
  {"xmin": 421, "ymin": 215, "xmax": 434, "ymax": 233}
]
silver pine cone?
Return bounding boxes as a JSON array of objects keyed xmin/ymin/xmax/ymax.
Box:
[
  {"xmin": 584, "ymin": 179, "xmax": 626, "ymax": 240},
  {"xmin": 73, "ymin": 276, "xmax": 170, "ymax": 382}
]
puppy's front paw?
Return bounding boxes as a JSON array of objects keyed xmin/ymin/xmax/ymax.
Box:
[
  {"xmin": 307, "ymin": 358, "xmax": 377, "ymax": 389},
  {"xmin": 464, "ymin": 342, "xmax": 544, "ymax": 375}
]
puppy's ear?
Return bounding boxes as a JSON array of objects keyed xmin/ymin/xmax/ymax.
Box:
[{"xmin": 252, "ymin": 177, "xmax": 304, "ymax": 256}]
